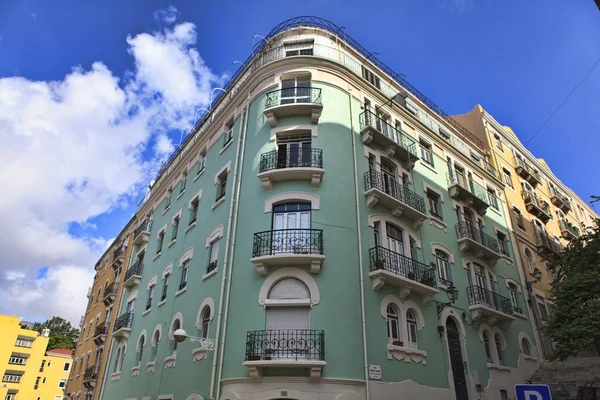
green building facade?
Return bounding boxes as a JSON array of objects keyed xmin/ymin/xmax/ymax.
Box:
[{"xmin": 97, "ymin": 17, "xmax": 539, "ymax": 400}]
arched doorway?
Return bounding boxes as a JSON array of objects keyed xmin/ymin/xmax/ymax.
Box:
[{"xmin": 446, "ymin": 318, "xmax": 468, "ymax": 400}]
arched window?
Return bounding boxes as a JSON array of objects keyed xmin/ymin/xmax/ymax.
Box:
[
  {"xmin": 406, "ymin": 310, "xmax": 418, "ymax": 348},
  {"xmin": 435, "ymin": 250, "xmax": 451, "ymax": 285},
  {"xmin": 151, "ymin": 329, "xmax": 160, "ymax": 360},
  {"xmin": 524, "ymin": 248, "xmax": 534, "ymax": 273},
  {"xmin": 522, "ymin": 337, "xmax": 532, "ymax": 356},
  {"xmin": 201, "ymin": 307, "xmax": 211, "ymax": 339},
  {"xmin": 495, "ymin": 333, "xmax": 504, "ymax": 365},
  {"xmin": 171, "ymin": 319, "xmax": 181, "ymax": 354},
  {"xmin": 113, "ymin": 348, "xmax": 121, "ymax": 373},
  {"xmin": 138, "ymin": 335, "xmax": 145, "ymax": 364},
  {"xmin": 386, "ymin": 305, "xmax": 400, "ymax": 341},
  {"xmin": 482, "ymin": 331, "xmax": 492, "ymax": 363}
]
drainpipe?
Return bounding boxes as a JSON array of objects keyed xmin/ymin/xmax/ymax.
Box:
[
  {"xmin": 210, "ymin": 103, "xmax": 249, "ymax": 400},
  {"xmin": 348, "ymin": 90, "xmax": 371, "ymax": 400}
]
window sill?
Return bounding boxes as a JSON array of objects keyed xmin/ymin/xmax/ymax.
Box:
[
  {"xmin": 202, "ymin": 269, "xmax": 217, "ymax": 280},
  {"xmin": 487, "ymin": 363, "xmax": 510, "ymax": 372},
  {"xmin": 212, "ymin": 197, "xmax": 225, "ymax": 210},
  {"xmin": 131, "ymin": 364, "xmax": 140, "ymax": 377},
  {"xmin": 146, "ymin": 361, "xmax": 155, "ymax": 374},
  {"xmin": 177, "ymin": 190, "xmax": 185, "ymax": 200},
  {"xmin": 164, "ymin": 355, "xmax": 177, "ymax": 369},
  {"xmin": 110, "ymin": 372, "xmax": 121, "ymax": 382},
  {"xmin": 162, "ymin": 206, "xmax": 171, "ymax": 216},
  {"xmin": 387, "ymin": 343, "xmax": 427, "ymax": 364},
  {"xmin": 142, "ymin": 308, "xmax": 151, "ymax": 316},
  {"xmin": 192, "ymin": 347, "xmax": 209, "ymax": 362},
  {"xmin": 168, "ymin": 239, "xmax": 176, "ymax": 248},
  {"xmin": 193, "ymin": 169, "xmax": 205, "ymax": 182},
  {"xmin": 219, "ymin": 140, "xmax": 233, "ymax": 155},
  {"xmin": 153, "ymin": 252, "xmax": 161, "ymax": 261},
  {"xmin": 419, "ymin": 162, "xmax": 437, "ymax": 174},
  {"xmin": 175, "ymin": 286, "xmax": 187, "ymax": 297},
  {"xmin": 185, "ymin": 222, "xmax": 196, "ymax": 233},
  {"xmin": 490, "ymin": 206, "xmax": 502, "ymax": 216},
  {"xmin": 523, "ymin": 355, "xmax": 538, "ymax": 362},
  {"xmin": 157, "ymin": 299, "xmax": 167, "ymax": 308},
  {"xmin": 429, "ymin": 217, "xmax": 447, "ymax": 232}
]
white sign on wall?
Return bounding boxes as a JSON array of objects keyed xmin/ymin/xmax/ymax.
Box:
[{"xmin": 369, "ymin": 364, "xmax": 382, "ymax": 380}]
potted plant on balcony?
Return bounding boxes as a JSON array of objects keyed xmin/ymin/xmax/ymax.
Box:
[
  {"xmin": 374, "ymin": 257, "xmax": 386, "ymax": 269},
  {"xmin": 407, "ymin": 270, "xmax": 415, "ymax": 280},
  {"xmin": 247, "ymin": 355, "xmax": 261, "ymax": 361}
]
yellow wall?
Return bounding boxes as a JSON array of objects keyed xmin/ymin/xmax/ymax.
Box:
[{"xmin": 0, "ymin": 314, "xmax": 72, "ymax": 400}]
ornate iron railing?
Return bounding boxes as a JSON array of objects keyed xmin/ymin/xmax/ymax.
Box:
[
  {"xmin": 94, "ymin": 322, "xmax": 107, "ymax": 337},
  {"xmin": 369, "ymin": 246, "xmax": 436, "ymax": 287},
  {"xmin": 522, "ymin": 191, "xmax": 552, "ymax": 216},
  {"xmin": 358, "ymin": 110, "xmax": 418, "ymax": 157},
  {"xmin": 259, "ymin": 148, "xmax": 323, "ymax": 172},
  {"xmin": 364, "ymin": 170, "xmax": 426, "ymax": 213},
  {"xmin": 245, "ymin": 329, "xmax": 325, "ymax": 361},
  {"xmin": 103, "ymin": 282, "xmax": 118, "ymax": 299},
  {"xmin": 113, "ymin": 312, "xmax": 133, "ymax": 333},
  {"xmin": 134, "ymin": 219, "xmax": 152, "ymax": 240},
  {"xmin": 549, "ymin": 186, "xmax": 571, "ymax": 207},
  {"xmin": 265, "ymin": 87, "xmax": 322, "ymax": 109},
  {"xmin": 456, "ymin": 221, "xmax": 500, "ymax": 254},
  {"xmin": 514, "ymin": 157, "xmax": 541, "ymax": 182},
  {"xmin": 112, "ymin": 247, "xmax": 126, "ymax": 261},
  {"xmin": 252, "ymin": 229, "xmax": 323, "ymax": 257},
  {"xmin": 207, "ymin": 260, "xmax": 218, "ymax": 274},
  {"xmin": 83, "ymin": 366, "xmax": 97, "ymax": 381},
  {"xmin": 467, "ymin": 286, "xmax": 513, "ymax": 315},
  {"xmin": 125, "ymin": 260, "xmax": 143, "ymax": 282},
  {"xmin": 559, "ymin": 220, "xmax": 580, "ymax": 238},
  {"xmin": 447, "ymin": 171, "xmax": 489, "ymax": 205},
  {"xmin": 534, "ymin": 227, "xmax": 562, "ymax": 253}
]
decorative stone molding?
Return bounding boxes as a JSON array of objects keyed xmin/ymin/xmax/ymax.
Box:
[
  {"xmin": 131, "ymin": 364, "xmax": 140, "ymax": 377},
  {"xmin": 110, "ymin": 372, "xmax": 120, "ymax": 382},
  {"xmin": 264, "ymin": 192, "xmax": 320, "ymax": 213},
  {"xmin": 164, "ymin": 355, "xmax": 177, "ymax": 369},
  {"xmin": 192, "ymin": 348, "xmax": 208, "ymax": 362},
  {"xmin": 387, "ymin": 344, "xmax": 427, "ymax": 364},
  {"xmin": 146, "ymin": 361, "xmax": 155, "ymax": 374},
  {"xmin": 258, "ymin": 267, "xmax": 320, "ymax": 307}
]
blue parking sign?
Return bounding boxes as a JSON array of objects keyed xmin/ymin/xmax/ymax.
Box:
[{"xmin": 515, "ymin": 384, "xmax": 552, "ymax": 400}]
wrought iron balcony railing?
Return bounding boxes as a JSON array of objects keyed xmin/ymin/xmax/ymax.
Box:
[
  {"xmin": 134, "ymin": 219, "xmax": 153, "ymax": 240},
  {"xmin": 358, "ymin": 110, "xmax": 418, "ymax": 157},
  {"xmin": 252, "ymin": 229, "xmax": 323, "ymax": 257},
  {"xmin": 94, "ymin": 322, "xmax": 107, "ymax": 337},
  {"xmin": 549, "ymin": 186, "xmax": 571, "ymax": 209},
  {"xmin": 245, "ymin": 329, "xmax": 325, "ymax": 361},
  {"xmin": 559, "ymin": 220, "xmax": 580, "ymax": 238},
  {"xmin": 514, "ymin": 157, "xmax": 541, "ymax": 183},
  {"xmin": 259, "ymin": 148, "xmax": 323, "ymax": 172},
  {"xmin": 534, "ymin": 227, "xmax": 561, "ymax": 254},
  {"xmin": 103, "ymin": 282, "xmax": 118, "ymax": 298},
  {"xmin": 447, "ymin": 171, "xmax": 489, "ymax": 205},
  {"xmin": 369, "ymin": 246, "xmax": 436, "ymax": 287},
  {"xmin": 207, "ymin": 260, "xmax": 218, "ymax": 274},
  {"xmin": 83, "ymin": 366, "xmax": 97, "ymax": 381},
  {"xmin": 265, "ymin": 87, "xmax": 322, "ymax": 109},
  {"xmin": 364, "ymin": 170, "xmax": 426, "ymax": 214},
  {"xmin": 456, "ymin": 221, "xmax": 501, "ymax": 254},
  {"xmin": 125, "ymin": 260, "xmax": 143, "ymax": 282},
  {"xmin": 467, "ymin": 286, "xmax": 513, "ymax": 315},
  {"xmin": 113, "ymin": 312, "xmax": 133, "ymax": 333}
]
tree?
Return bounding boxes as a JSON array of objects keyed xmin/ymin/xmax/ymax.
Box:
[
  {"xmin": 32, "ymin": 316, "xmax": 80, "ymax": 351},
  {"xmin": 545, "ymin": 198, "xmax": 600, "ymax": 360}
]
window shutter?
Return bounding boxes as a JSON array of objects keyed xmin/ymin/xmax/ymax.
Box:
[
  {"xmin": 268, "ymin": 278, "xmax": 310, "ymax": 300},
  {"xmin": 266, "ymin": 307, "xmax": 310, "ymax": 330},
  {"xmin": 210, "ymin": 240, "xmax": 219, "ymax": 263}
]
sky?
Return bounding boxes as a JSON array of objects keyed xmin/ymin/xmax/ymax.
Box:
[{"xmin": 0, "ymin": 0, "xmax": 598, "ymax": 326}]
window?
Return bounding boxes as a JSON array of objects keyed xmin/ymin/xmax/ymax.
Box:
[
  {"xmin": 483, "ymin": 331, "xmax": 492, "ymax": 363},
  {"xmin": 276, "ymin": 132, "xmax": 312, "ymax": 169},
  {"xmin": 179, "ymin": 260, "xmax": 189, "ymax": 290},
  {"xmin": 58, "ymin": 378, "xmax": 66, "ymax": 388},
  {"xmin": 146, "ymin": 285, "xmax": 154, "ymax": 310},
  {"xmin": 272, "ymin": 202, "xmax": 311, "ymax": 253},
  {"xmin": 495, "ymin": 333, "xmax": 504, "ymax": 365},
  {"xmin": 495, "ymin": 134, "xmax": 503, "ymax": 151},
  {"xmin": 138, "ymin": 335, "xmax": 145, "ymax": 364},
  {"xmin": 284, "ymin": 40, "xmax": 314, "ymax": 56},
  {"xmin": 522, "ymin": 338, "xmax": 532, "ymax": 356},
  {"xmin": 197, "ymin": 151, "xmax": 206, "ymax": 175},
  {"xmin": 386, "ymin": 305, "xmax": 400, "ymax": 341},
  {"xmin": 420, "ymin": 139, "xmax": 433, "ymax": 166},
  {"xmin": 536, "ymin": 295, "xmax": 549, "ymax": 321},
  {"xmin": 201, "ymin": 307, "xmax": 211, "ymax": 339},
  {"xmin": 216, "ymin": 171, "xmax": 227, "ymax": 202},
  {"xmin": 8, "ymin": 356, "xmax": 26, "ymax": 365},
  {"xmin": 435, "ymin": 250, "xmax": 452, "ymax": 285},
  {"xmin": 164, "ymin": 191, "xmax": 172, "ymax": 210},
  {"xmin": 406, "ymin": 310, "xmax": 418, "ymax": 348},
  {"xmin": 496, "ymin": 231, "xmax": 509, "ymax": 256},
  {"xmin": 170, "ymin": 319, "xmax": 181, "ymax": 354},
  {"xmin": 361, "ymin": 66, "xmax": 380, "ymax": 89},
  {"xmin": 117, "ymin": 346, "xmax": 125, "ymax": 372},
  {"xmin": 34, "ymin": 376, "xmax": 40, "ymax": 389},
  {"xmin": 208, "ymin": 239, "xmax": 219, "ymax": 274},
  {"xmin": 223, "ymin": 122, "xmax": 234, "ymax": 147},
  {"xmin": 63, "ymin": 362, "xmax": 70, "ymax": 371},
  {"xmin": 179, "ymin": 173, "xmax": 187, "ymax": 194},
  {"xmin": 189, "ymin": 197, "xmax": 199, "ymax": 226},
  {"xmin": 428, "ymin": 191, "xmax": 443, "ymax": 220},
  {"xmin": 156, "ymin": 231, "xmax": 164, "ymax": 255},
  {"xmin": 162, "ymin": 272, "xmax": 170, "ymax": 301},
  {"xmin": 171, "ymin": 215, "xmax": 179, "ymax": 242},
  {"xmin": 487, "ymin": 187, "xmax": 499, "ymax": 210},
  {"xmin": 501, "ymin": 390, "xmax": 509, "ymax": 400},
  {"xmin": 524, "ymin": 248, "xmax": 534, "ymax": 273},
  {"xmin": 281, "ymin": 76, "xmax": 311, "ymax": 104},
  {"xmin": 152, "ymin": 329, "xmax": 160, "ymax": 360},
  {"xmin": 508, "ymin": 283, "xmax": 520, "ymax": 313},
  {"xmin": 513, "ymin": 206, "xmax": 525, "ymax": 230},
  {"xmin": 502, "ymin": 168, "xmax": 513, "ymax": 188}
]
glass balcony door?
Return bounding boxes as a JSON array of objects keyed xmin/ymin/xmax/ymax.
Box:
[
  {"xmin": 281, "ymin": 77, "xmax": 311, "ymax": 104},
  {"xmin": 272, "ymin": 203, "xmax": 311, "ymax": 254}
]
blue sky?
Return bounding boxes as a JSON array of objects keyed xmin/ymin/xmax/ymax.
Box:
[{"xmin": 0, "ymin": 0, "xmax": 598, "ymax": 323}]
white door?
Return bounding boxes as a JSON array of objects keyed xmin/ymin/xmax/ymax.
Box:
[{"xmin": 273, "ymin": 210, "xmax": 311, "ymax": 253}]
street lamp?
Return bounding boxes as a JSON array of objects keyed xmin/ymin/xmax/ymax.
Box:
[
  {"xmin": 209, "ymin": 87, "xmax": 227, "ymax": 110},
  {"xmin": 525, "ymin": 267, "xmax": 543, "ymax": 293},
  {"xmin": 172, "ymin": 328, "xmax": 216, "ymax": 351},
  {"xmin": 436, "ymin": 283, "xmax": 459, "ymax": 316},
  {"xmin": 194, "ymin": 107, "xmax": 210, "ymax": 125}
]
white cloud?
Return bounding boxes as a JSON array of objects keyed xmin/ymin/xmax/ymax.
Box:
[{"xmin": 0, "ymin": 7, "xmax": 223, "ymax": 325}]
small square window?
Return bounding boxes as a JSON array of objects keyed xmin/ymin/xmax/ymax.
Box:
[{"xmin": 420, "ymin": 140, "xmax": 434, "ymax": 166}]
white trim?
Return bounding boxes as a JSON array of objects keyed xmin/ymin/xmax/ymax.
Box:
[
  {"xmin": 264, "ymin": 192, "xmax": 321, "ymax": 213},
  {"xmin": 258, "ymin": 267, "xmax": 320, "ymax": 307},
  {"xmin": 147, "ymin": 275, "xmax": 158, "ymax": 290},
  {"xmin": 136, "ymin": 330, "xmax": 147, "ymax": 352},
  {"xmin": 270, "ymin": 124, "xmax": 318, "ymax": 141},
  {"xmin": 156, "ymin": 224, "xmax": 168, "ymax": 239},
  {"xmin": 196, "ymin": 297, "xmax": 215, "ymax": 329},
  {"xmin": 422, "ymin": 181, "xmax": 445, "ymax": 203},
  {"xmin": 126, "ymin": 290, "xmax": 138, "ymax": 304},
  {"xmin": 171, "ymin": 209, "xmax": 182, "ymax": 224},
  {"xmin": 441, "ymin": 309, "xmax": 475, "ymax": 400},
  {"xmin": 151, "ymin": 324, "xmax": 162, "ymax": 347},
  {"xmin": 188, "ymin": 189, "xmax": 203, "ymax": 208},
  {"xmin": 184, "ymin": 395, "xmax": 205, "ymax": 400},
  {"xmin": 380, "ymin": 295, "xmax": 425, "ymax": 330},
  {"xmin": 213, "ymin": 161, "xmax": 232, "ymax": 184},
  {"xmin": 519, "ymin": 331, "xmax": 538, "ymax": 358},
  {"xmin": 157, "ymin": 396, "xmax": 174, "ymax": 400},
  {"xmin": 162, "ymin": 264, "xmax": 173, "ymax": 279},
  {"xmin": 430, "ymin": 243, "xmax": 455, "ymax": 264},
  {"xmin": 180, "ymin": 248, "xmax": 194, "ymax": 266},
  {"xmin": 136, "ymin": 244, "xmax": 148, "ymax": 258},
  {"xmin": 168, "ymin": 312, "xmax": 183, "ymax": 340},
  {"xmin": 368, "ymin": 213, "xmax": 422, "ymax": 251},
  {"xmin": 504, "ymin": 277, "xmax": 522, "ymax": 293},
  {"xmin": 206, "ymin": 225, "xmax": 224, "ymax": 248}
]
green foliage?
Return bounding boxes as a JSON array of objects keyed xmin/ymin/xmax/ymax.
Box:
[
  {"xmin": 32, "ymin": 316, "xmax": 80, "ymax": 351},
  {"xmin": 545, "ymin": 208, "xmax": 600, "ymax": 360}
]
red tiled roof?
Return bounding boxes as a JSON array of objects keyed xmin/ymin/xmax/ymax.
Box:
[{"xmin": 47, "ymin": 348, "xmax": 73, "ymax": 356}]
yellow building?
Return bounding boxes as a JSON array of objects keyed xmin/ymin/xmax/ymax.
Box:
[
  {"xmin": 453, "ymin": 105, "xmax": 599, "ymax": 359},
  {"xmin": 0, "ymin": 314, "xmax": 73, "ymax": 400}
]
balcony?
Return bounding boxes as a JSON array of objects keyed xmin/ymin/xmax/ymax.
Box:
[
  {"xmin": 102, "ymin": 282, "xmax": 118, "ymax": 306},
  {"xmin": 93, "ymin": 322, "xmax": 107, "ymax": 345},
  {"xmin": 263, "ymin": 87, "xmax": 323, "ymax": 128},
  {"xmin": 522, "ymin": 192, "xmax": 552, "ymax": 223},
  {"xmin": 369, "ymin": 246, "xmax": 439, "ymax": 304},
  {"xmin": 456, "ymin": 222, "xmax": 502, "ymax": 265},
  {"xmin": 112, "ymin": 312, "xmax": 133, "ymax": 340},
  {"xmin": 83, "ymin": 366, "xmax": 98, "ymax": 389},
  {"xmin": 559, "ymin": 220, "xmax": 580, "ymax": 241},
  {"xmin": 534, "ymin": 228, "xmax": 561, "ymax": 256},
  {"xmin": 364, "ymin": 170, "xmax": 427, "ymax": 228},
  {"xmin": 110, "ymin": 247, "xmax": 126, "ymax": 270},
  {"xmin": 550, "ymin": 187, "xmax": 572, "ymax": 213},
  {"xmin": 467, "ymin": 286, "xmax": 515, "ymax": 327},
  {"xmin": 244, "ymin": 329, "xmax": 326, "ymax": 382},
  {"xmin": 359, "ymin": 110, "xmax": 419, "ymax": 168},
  {"xmin": 514, "ymin": 157, "xmax": 541, "ymax": 188},
  {"xmin": 447, "ymin": 172, "xmax": 489, "ymax": 215},
  {"xmin": 250, "ymin": 229, "xmax": 325, "ymax": 275},
  {"xmin": 257, "ymin": 148, "xmax": 324, "ymax": 191},
  {"xmin": 124, "ymin": 260, "xmax": 143, "ymax": 288},
  {"xmin": 133, "ymin": 219, "xmax": 152, "ymax": 246}
]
